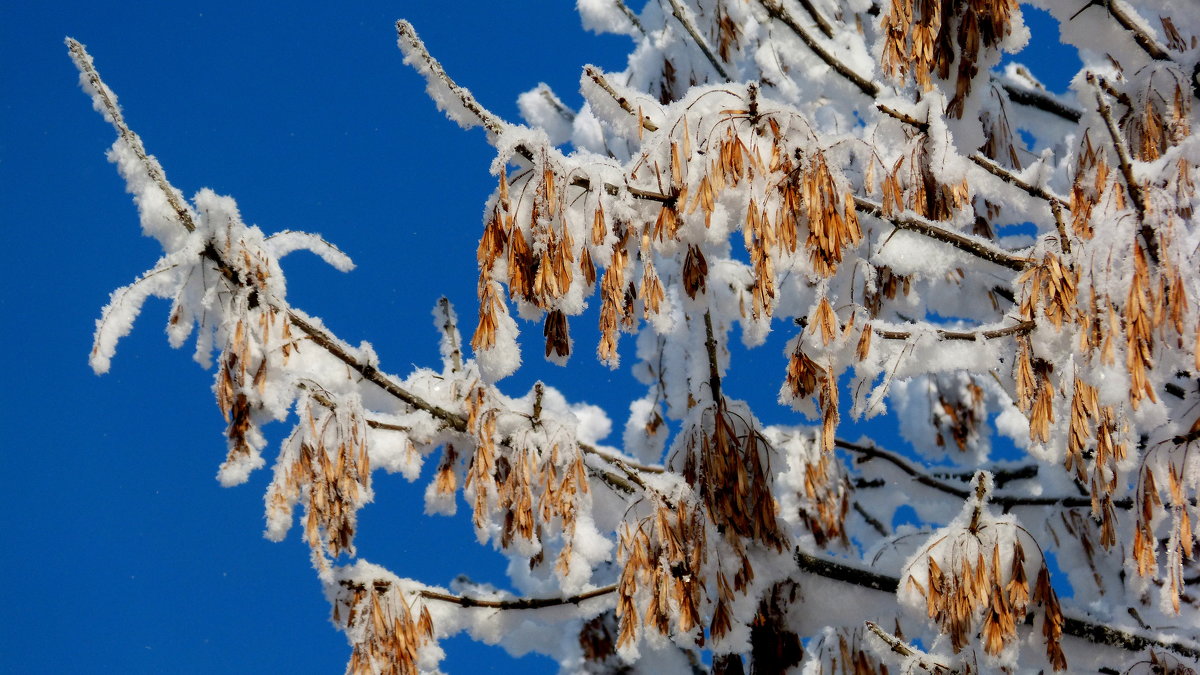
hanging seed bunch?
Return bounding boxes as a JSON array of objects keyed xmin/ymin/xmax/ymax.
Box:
[
  {"xmin": 1132, "ymin": 444, "xmax": 1199, "ymax": 615},
  {"xmin": 772, "ymin": 429, "xmax": 852, "ymax": 548},
  {"xmin": 330, "ymin": 571, "xmax": 435, "ymax": 675},
  {"xmin": 899, "ymin": 473, "xmax": 1065, "ymax": 669},
  {"xmin": 264, "ymin": 387, "xmax": 373, "ymax": 567},
  {"xmin": 455, "ymin": 382, "xmax": 594, "ymax": 577},
  {"xmin": 616, "ymin": 498, "xmax": 708, "ymax": 650},
  {"xmin": 880, "ymin": 0, "xmax": 1022, "ymax": 116},
  {"xmin": 679, "ymin": 399, "xmax": 790, "ymax": 553}
]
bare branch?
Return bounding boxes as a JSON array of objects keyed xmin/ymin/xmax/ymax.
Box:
[
  {"xmin": 397, "ymin": 21, "xmax": 674, "ymax": 207},
  {"xmin": 969, "ymin": 154, "xmax": 1072, "ymax": 254},
  {"xmin": 872, "ymin": 319, "xmax": 1036, "ymax": 342},
  {"xmin": 1091, "ymin": 75, "xmax": 1160, "ymax": 264},
  {"xmin": 834, "ymin": 439, "xmax": 1132, "ymax": 510},
  {"xmin": 665, "ymin": 0, "xmax": 732, "ymax": 82},
  {"xmin": 613, "ymin": 0, "xmax": 645, "ymax": 35},
  {"xmin": 1070, "ymin": 1, "xmax": 1171, "ymax": 62},
  {"xmin": 853, "ymin": 197, "xmax": 1033, "ymax": 271},
  {"xmin": 416, "ymin": 584, "xmax": 616, "ymax": 610},
  {"xmin": 999, "ymin": 81, "xmax": 1083, "ymax": 123},
  {"xmin": 794, "ymin": 0, "xmax": 834, "ymax": 39},
  {"xmin": 584, "ymin": 67, "xmax": 659, "ymax": 131},
  {"xmin": 865, "ymin": 621, "xmax": 960, "ymax": 674},
  {"xmin": 755, "ymin": 0, "xmax": 880, "ymax": 98},
  {"xmin": 66, "ymin": 39, "xmax": 197, "ymax": 234}
]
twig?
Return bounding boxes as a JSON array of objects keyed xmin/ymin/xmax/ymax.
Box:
[
  {"xmin": 853, "ymin": 197, "xmax": 1033, "ymax": 271},
  {"xmin": 1091, "ymin": 75, "xmax": 1160, "ymax": 264},
  {"xmin": 1070, "ymin": 0, "xmax": 1170, "ymax": 62},
  {"xmin": 417, "ymin": 584, "xmax": 616, "ymax": 610},
  {"xmin": 872, "ymin": 319, "xmax": 1036, "ymax": 342},
  {"xmin": 865, "ymin": 621, "xmax": 960, "ymax": 674},
  {"xmin": 969, "ymin": 154, "xmax": 1072, "ymax": 254},
  {"xmin": 613, "ymin": 0, "xmax": 645, "ymax": 35},
  {"xmin": 875, "ymin": 103, "xmax": 1074, "ymax": 248},
  {"xmin": 755, "ymin": 0, "xmax": 880, "ymax": 98},
  {"xmin": 834, "ymin": 439, "xmax": 1132, "ymax": 510},
  {"xmin": 795, "ymin": 549, "xmax": 1200, "ymax": 659},
  {"xmin": 795, "ymin": 0, "xmax": 834, "ymax": 39},
  {"xmin": 437, "ymin": 297, "xmax": 463, "ymax": 373},
  {"xmin": 703, "ymin": 311, "xmax": 723, "ymax": 402},
  {"xmin": 999, "ymin": 81, "xmax": 1083, "ymax": 123},
  {"xmin": 584, "ymin": 66, "xmax": 659, "ymax": 131},
  {"xmin": 853, "ymin": 501, "xmax": 889, "ymax": 537},
  {"xmin": 66, "ymin": 39, "xmax": 196, "ymax": 233},
  {"xmin": 396, "ymin": 20, "xmax": 674, "ymax": 206},
  {"xmin": 664, "ymin": 0, "xmax": 732, "ymax": 82}
]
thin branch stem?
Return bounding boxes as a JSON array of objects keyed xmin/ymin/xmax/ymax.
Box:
[
  {"xmin": 66, "ymin": 39, "xmax": 196, "ymax": 233},
  {"xmin": 1071, "ymin": 0, "xmax": 1170, "ymax": 62},
  {"xmin": 613, "ymin": 0, "xmax": 645, "ymax": 35},
  {"xmin": 834, "ymin": 439, "xmax": 1132, "ymax": 510},
  {"xmin": 396, "ymin": 21, "xmax": 673, "ymax": 207},
  {"xmin": 703, "ymin": 311, "xmax": 723, "ymax": 403},
  {"xmin": 755, "ymin": 0, "xmax": 880, "ymax": 98},
  {"xmin": 853, "ymin": 197, "xmax": 1032, "ymax": 271},
  {"xmin": 853, "ymin": 501, "xmax": 889, "ymax": 537},
  {"xmin": 872, "ymin": 319, "xmax": 1036, "ymax": 342},
  {"xmin": 865, "ymin": 621, "xmax": 960, "ymax": 674},
  {"xmin": 969, "ymin": 154, "xmax": 1072, "ymax": 254},
  {"xmin": 794, "ymin": 0, "xmax": 834, "ymax": 39},
  {"xmin": 1091, "ymin": 75, "xmax": 1160, "ymax": 265},
  {"xmin": 665, "ymin": 0, "xmax": 731, "ymax": 82},
  {"xmin": 584, "ymin": 67, "xmax": 659, "ymax": 131},
  {"xmin": 875, "ymin": 103, "xmax": 1075, "ymax": 246},
  {"xmin": 999, "ymin": 81, "xmax": 1082, "ymax": 123},
  {"xmin": 417, "ymin": 584, "xmax": 616, "ymax": 610}
]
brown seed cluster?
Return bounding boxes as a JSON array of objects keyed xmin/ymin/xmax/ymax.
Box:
[
  {"xmin": 616, "ymin": 500, "xmax": 707, "ymax": 648},
  {"xmin": 880, "ymin": 0, "xmax": 1019, "ymax": 116},
  {"xmin": 265, "ymin": 392, "xmax": 372, "ymax": 565},
  {"xmin": 682, "ymin": 403, "xmax": 789, "ymax": 552},
  {"xmin": 1133, "ymin": 452, "xmax": 1198, "ymax": 614},
  {"xmin": 926, "ymin": 373, "xmax": 987, "ymax": 454},
  {"xmin": 333, "ymin": 578, "xmax": 434, "ymax": 675},
  {"xmin": 903, "ymin": 481, "xmax": 1065, "ymax": 668},
  {"xmin": 459, "ymin": 385, "xmax": 591, "ymax": 574}
]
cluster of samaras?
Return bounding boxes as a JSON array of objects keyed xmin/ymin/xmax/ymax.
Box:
[{"xmin": 471, "ymin": 107, "xmax": 869, "ymax": 369}]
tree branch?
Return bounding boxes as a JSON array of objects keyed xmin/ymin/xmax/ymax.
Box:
[
  {"xmin": 999, "ymin": 81, "xmax": 1083, "ymax": 123},
  {"xmin": 834, "ymin": 439, "xmax": 1131, "ymax": 510},
  {"xmin": 852, "ymin": 197, "xmax": 1033, "ymax": 271},
  {"xmin": 584, "ymin": 66, "xmax": 659, "ymax": 131},
  {"xmin": 612, "ymin": 0, "xmax": 645, "ymax": 35},
  {"xmin": 1091, "ymin": 75, "xmax": 1160, "ymax": 265},
  {"xmin": 1070, "ymin": 0, "xmax": 1170, "ymax": 62},
  {"xmin": 416, "ymin": 584, "xmax": 616, "ymax": 610},
  {"xmin": 665, "ymin": 0, "xmax": 732, "ymax": 82},
  {"xmin": 396, "ymin": 20, "xmax": 674, "ymax": 207},
  {"xmin": 865, "ymin": 621, "xmax": 960, "ymax": 674},
  {"xmin": 969, "ymin": 154, "xmax": 1072, "ymax": 254},
  {"xmin": 755, "ymin": 0, "xmax": 880, "ymax": 98},
  {"xmin": 872, "ymin": 319, "xmax": 1036, "ymax": 342},
  {"xmin": 66, "ymin": 39, "xmax": 197, "ymax": 233}
]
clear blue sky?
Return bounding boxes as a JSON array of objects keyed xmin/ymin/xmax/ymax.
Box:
[{"xmin": 1, "ymin": 3, "xmax": 1077, "ymax": 673}]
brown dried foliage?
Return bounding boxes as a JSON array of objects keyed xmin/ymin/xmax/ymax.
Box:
[{"xmin": 335, "ymin": 579, "xmax": 434, "ymax": 675}]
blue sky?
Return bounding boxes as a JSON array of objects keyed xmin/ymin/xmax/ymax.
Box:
[{"xmin": 1, "ymin": 3, "xmax": 1078, "ymax": 673}]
